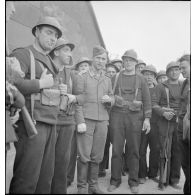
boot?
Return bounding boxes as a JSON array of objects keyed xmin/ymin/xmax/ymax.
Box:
[
  {"xmin": 88, "ymin": 162, "xmax": 104, "ymax": 194},
  {"xmin": 77, "ymin": 159, "xmax": 89, "ymax": 194}
]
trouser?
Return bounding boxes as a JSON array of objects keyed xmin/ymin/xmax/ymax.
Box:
[
  {"xmin": 9, "ymin": 120, "xmax": 56, "ymax": 194},
  {"xmin": 109, "ymin": 110, "xmax": 142, "ymax": 187},
  {"xmin": 99, "ymin": 125, "xmax": 110, "ymax": 172},
  {"xmin": 158, "ymin": 119, "xmax": 181, "ymax": 185},
  {"xmin": 139, "ymin": 122, "xmax": 160, "ymax": 178},
  {"xmin": 51, "ymin": 124, "xmax": 75, "ymax": 194},
  {"xmin": 178, "ymin": 119, "xmax": 191, "ymax": 194},
  {"xmin": 67, "ymin": 130, "xmax": 77, "ymax": 184},
  {"xmin": 77, "ymin": 119, "xmax": 108, "ymax": 190}
]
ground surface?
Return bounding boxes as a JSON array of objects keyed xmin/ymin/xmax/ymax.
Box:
[{"xmin": 6, "ymin": 143, "xmax": 185, "ymax": 194}]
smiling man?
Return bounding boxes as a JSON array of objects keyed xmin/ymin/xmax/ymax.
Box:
[
  {"xmin": 9, "ymin": 16, "xmax": 63, "ymax": 194},
  {"xmin": 76, "ymin": 45, "xmax": 114, "ymax": 194},
  {"xmin": 108, "ymin": 49, "xmax": 151, "ymax": 194}
]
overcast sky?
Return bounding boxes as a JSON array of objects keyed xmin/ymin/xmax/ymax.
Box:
[{"xmin": 91, "ymin": 1, "xmax": 190, "ymax": 71}]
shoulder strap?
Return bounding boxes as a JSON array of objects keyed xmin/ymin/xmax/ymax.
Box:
[
  {"xmin": 134, "ymin": 75, "xmax": 140, "ymax": 101},
  {"xmin": 164, "ymin": 86, "xmax": 170, "ymax": 108},
  {"xmin": 113, "ymin": 72, "xmax": 120, "ymax": 94},
  {"xmin": 28, "ymin": 49, "xmax": 36, "ymax": 124}
]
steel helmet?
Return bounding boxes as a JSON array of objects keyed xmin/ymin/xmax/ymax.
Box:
[
  {"xmin": 32, "ymin": 16, "xmax": 62, "ymax": 39},
  {"xmin": 136, "ymin": 59, "xmax": 146, "ymax": 67},
  {"xmin": 141, "ymin": 65, "xmax": 157, "ymax": 77},
  {"xmin": 74, "ymin": 57, "xmax": 92, "ymax": 70},
  {"xmin": 156, "ymin": 70, "xmax": 166, "ymax": 79},
  {"xmin": 122, "ymin": 49, "xmax": 138, "ymax": 62},
  {"xmin": 106, "ymin": 62, "xmax": 120, "ymax": 73},
  {"xmin": 166, "ymin": 61, "xmax": 180, "ymax": 74}
]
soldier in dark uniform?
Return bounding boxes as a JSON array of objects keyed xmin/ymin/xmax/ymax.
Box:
[
  {"xmin": 152, "ymin": 61, "xmax": 182, "ymax": 190},
  {"xmin": 67, "ymin": 57, "xmax": 92, "ymax": 187},
  {"xmin": 177, "ymin": 54, "xmax": 191, "ymax": 194},
  {"xmin": 49, "ymin": 38, "xmax": 85, "ymax": 194},
  {"xmin": 108, "ymin": 49, "xmax": 151, "ymax": 194},
  {"xmin": 9, "ymin": 16, "xmax": 63, "ymax": 194},
  {"xmin": 138, "ymin": 65, "xmax": 160, "ymax": 184}
]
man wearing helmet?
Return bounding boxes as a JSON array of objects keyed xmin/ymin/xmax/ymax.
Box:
[
  {"xmin": 152, "ymin": 61, "xmax": 182, "ymax": 190},
  {"xmin": 156, "ymin": 70, "xmax": 168, "ymax": 84},
  {"xmin": 108, "ymin": 49, "xmax": 151, "ymax": 194},
  {"xmin": 138, "ymin": 65, "xmax": 160, "ymax": 184},
  {"xmin": 9, "ymin": 16, "xmax": 63, "ymax": 194}
]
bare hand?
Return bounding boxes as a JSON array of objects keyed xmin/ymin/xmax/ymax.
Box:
[
  {"xmin": 101, "ymin": 95, "xmax": 112, "ymax": 103},
  {"xmin": 142, "ymin": 118, "xmax": 151, "ymax": 134},
  {"xmin": 39, "ymin": 69, "xmax": 54, "ymax": 89},
  {"xmin": 66, "ymin": 94, "xmax": 76, "ymax": 104},
  {"xmin": 10, "ymin": 110, "xmax": 20, "ymax": 126},
  {"xmin": 163, "ymin": 111, "xmax": 175, "ymax": 120},
  {"xmin": 77, "ymin": 123, "xmax": 87, "ymax": 133}
]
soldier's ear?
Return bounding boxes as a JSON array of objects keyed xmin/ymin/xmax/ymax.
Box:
[{"xmin": 54, "ymin": 49, "xmax": 60, "ymax": 57}]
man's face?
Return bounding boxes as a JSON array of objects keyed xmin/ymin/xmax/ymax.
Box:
[
  {"xmin": 157, "ymin": 75, "xmax": 167, "ymax": 84},
  {"xmin": 113, "ymin": 62, "xmax": 122, "ymax": 71},
  {"xmin": 78, "ymin": 62, "xmax": 90, "ymax": 73},
  {"xmin": 106, "ymin": 66, "xmax": 117, "ymax": 78},
  {"xmin": 92, "ymin": 52, "xmax": 107, "ymax": 71},
  {"xmin": 180, "ymin": 60, "xmax": 190, "ymax": 79},
  {"xmin": 123, "ymin": 57, "xmax": 137, "ymax": 72},
  {"xmin": 143, "ymin": 71, "xmax": 156, "ymax": 86},
  {"xmin": 36, "ymin": 26, "xmax": 58, "ymax": 52},
  {"xmin": 136, "ymin": 64, "xmax": 145, "ymax": 74},
  {"xmin": 6, "ymin": 1, "xmax": 15, "ymax": 22},
  {"xmin": 167, "ymin": 67, "xmax": 180, "ymax": 81},
  {"xmin": 57, "ymin": 45, "xmax": 72, "ymax": 65}
]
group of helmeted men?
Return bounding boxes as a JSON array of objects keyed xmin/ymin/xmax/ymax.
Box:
[{"xmin": 6, "ymin": 2, "xmax": 190, "ymax": 194}]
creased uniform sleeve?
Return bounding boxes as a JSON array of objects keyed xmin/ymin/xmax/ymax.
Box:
[
  {"xmin": 141, "ymin": 77, "xmax": 152, "ymax": 118},
  {"xmin": 9, "ymin": 48, "xmax": 40, "ymax": 95},
  {"xmin": 152, "ymin": 84, "xmax": 165, "ymax": 116},
  {"xmin": 75, "ymin": 74, "xmax": 86, "ymax": 105}
]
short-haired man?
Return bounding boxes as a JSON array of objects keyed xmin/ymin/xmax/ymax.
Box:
[
  {"xmin": 108, "ymin": 49, "xmax": 151, "ymax": 194},
  {"xmin": 49, "ymin": 38, "xmax": 84, "ymax": 194},
  {"xmin": 9, "ymin": 16, "xmax": 63, "ymax": 194},
  {"xmin": 152, "ymin": 61, "xmax": 182, "ymax": 190},
  {"xmin": 138, "ymin": 65, "xmax": 160, "ymax": 184},
  {"xmin": 76, "ymin": 46, "xmax": 114, "ymax": 194},
  {"xmin": 177, "ymin": 54, "xmax": 191, "ymax": 194}
]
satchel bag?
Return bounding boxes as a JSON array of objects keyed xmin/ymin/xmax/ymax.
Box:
[{"xmin": 41, "ymin": 89, "xmax": 61, "ymax": 106}]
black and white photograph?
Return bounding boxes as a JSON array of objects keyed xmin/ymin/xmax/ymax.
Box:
[{"xmin": 4, "ymin": 1, "xmax": 191, "ymax": 194}]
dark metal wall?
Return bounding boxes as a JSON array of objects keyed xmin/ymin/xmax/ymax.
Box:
[{"xmin": 6, "ymin": 1, "xmax": 105, "ymax": 62}]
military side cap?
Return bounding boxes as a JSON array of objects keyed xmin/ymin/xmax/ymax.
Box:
[
  {"xmin": 156, "ymin": 70, "xmax": 166, "ymax": 79},
  {"xmin": 136, "ymin": 59, "xmax": 146, "ymax": 67},
  {"xmin": 166, "ymin": 61, "xmax": 180, "ymax": 74},
  {"xmin": 122, "ymin": 49, "xmax": 138, "ymax": 62},
  {"xmin": 32, "ymin": 16, "xmax": 62, "ymax": 39},
  {"xmin": 75, "ymin": 57, "xmax": 92, "ymax": 70},
  {"xmin": 141, "ymin": 64, "xmax": 157, "ymax": 77},
  {"xmin": 93, "ymin": 45, "xmax": 108, "ymax": 57}
]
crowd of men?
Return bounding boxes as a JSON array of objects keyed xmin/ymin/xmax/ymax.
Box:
[{"xmin": 6, "ymin": 2, "xmax": 190, "ymax": 194}]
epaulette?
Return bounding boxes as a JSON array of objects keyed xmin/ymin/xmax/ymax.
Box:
[{"xmin": 78, "ymin": 69, "xmax": 88, "ymax": 76}]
